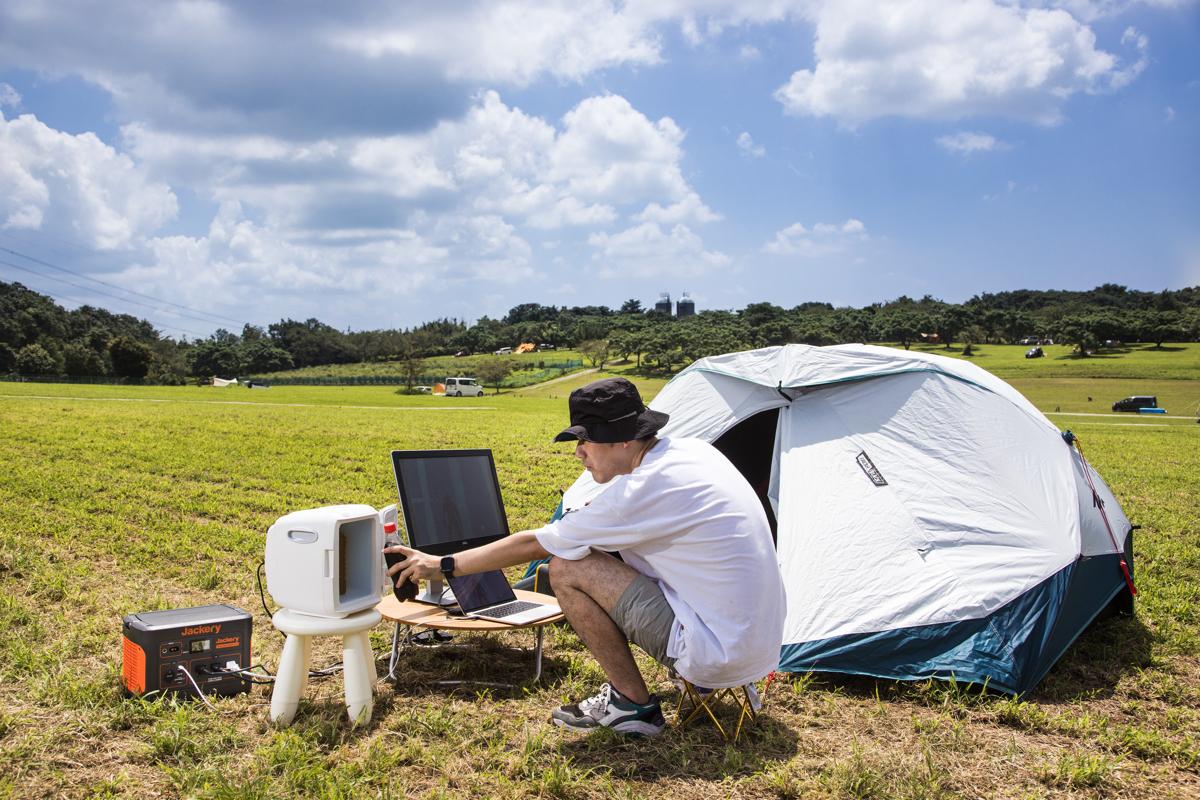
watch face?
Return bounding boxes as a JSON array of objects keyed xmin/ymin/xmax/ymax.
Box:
[{"xmin": 440, "ymin": 556, "xmax": 454, "ymax": 574}]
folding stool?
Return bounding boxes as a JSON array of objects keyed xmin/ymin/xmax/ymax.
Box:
[{"xmin": 674, "ymin": 672, "xmax": 774, "ymax": 741}]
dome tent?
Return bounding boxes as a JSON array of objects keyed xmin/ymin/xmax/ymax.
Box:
[{"xmin": 557, "ymin": 344, "xmax": 1135, "ymax": 695}]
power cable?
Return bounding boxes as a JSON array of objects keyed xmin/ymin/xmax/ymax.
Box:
[
  {"xmin": 0, "ymin": 244, "xmax": 248, "ymax": 327},
  {"xmin": 0, "ymin": 258, "xmax": 220, "ymax": 336},
  {"xmin": 0, "ymin": 278, "xmax": 208, "ymax": 339}
]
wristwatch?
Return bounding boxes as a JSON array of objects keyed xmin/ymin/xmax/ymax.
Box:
[{"xmin": 439, "ymin": 555, "xmax": 456, "ymax": 579}]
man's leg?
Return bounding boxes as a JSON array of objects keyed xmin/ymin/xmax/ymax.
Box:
[{"xmin": 548, "ymin": 551, "xmax": 649, "ymax": 704}]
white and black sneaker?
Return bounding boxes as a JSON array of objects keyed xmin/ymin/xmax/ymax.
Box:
[{"xmin": 550, "ymin": 683, "xmax": 666, "ymax": 736}]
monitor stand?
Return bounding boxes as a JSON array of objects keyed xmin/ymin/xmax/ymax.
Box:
[{"xmin": 415, "ymin": 575, "xmax": 456, "ymax": 606}]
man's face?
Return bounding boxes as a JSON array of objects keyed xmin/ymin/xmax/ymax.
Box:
[{"xmin": 574, "ymin": 439, "xmax": 634, "ymax": 484}]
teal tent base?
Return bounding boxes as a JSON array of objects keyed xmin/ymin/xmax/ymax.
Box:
[{"xmin": 779, "ymin": 542, "xmax": 1133, "ymax": 696}]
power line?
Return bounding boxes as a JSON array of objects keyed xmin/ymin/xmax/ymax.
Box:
[
  {"xmin": 0, "ymin": 244, "xmax": 248, "ymax": 327},
  {"xmin": 0, "ymin": 279, "xmax": 207, "ymax": 338},
  {"xmin": 0, "ymin": 259, "xmax": 212, "ymax": 337}
]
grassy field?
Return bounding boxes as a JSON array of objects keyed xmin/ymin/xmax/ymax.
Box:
[
  {"xmin": 1, "ymin": 345, "xmax": 1198, "ymax": 799},
  {"xmin": 256, "ymin": 349, "xmax": 588, "ymax": 390}
]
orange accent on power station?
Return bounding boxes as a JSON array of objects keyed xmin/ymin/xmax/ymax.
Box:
[{"xmin": 122, "ymin": 636, "xmax": 146, "ymax": 694}]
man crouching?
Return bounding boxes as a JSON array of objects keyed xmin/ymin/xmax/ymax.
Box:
[{"xmin": 387, "ymin": 377, "xmax": 785, "ymax": 735}]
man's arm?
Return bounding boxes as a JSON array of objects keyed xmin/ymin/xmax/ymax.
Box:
[{"xmin": 384, "ymin": 530, "xmax": 551, "ymax": 587}]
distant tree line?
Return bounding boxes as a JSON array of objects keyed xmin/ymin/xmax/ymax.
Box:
[{"xmin": 3, "ymin": 280, "xmax": 1198, "ymax": 383}]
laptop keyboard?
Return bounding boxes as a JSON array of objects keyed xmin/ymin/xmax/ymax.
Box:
[{"xmin": 483, "ymin": 600, "xmax": 543, "ymax": 618}]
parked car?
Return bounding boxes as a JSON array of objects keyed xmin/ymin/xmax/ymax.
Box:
[
  {"xmin": 1018, "ymin": 336, "xmax": 1039, "ymax": 345},
  {"xmin": 493, "ymin": 346, "xmax": 513, "ymax": 355},
  {"xmin": 444, "ymin": 377, "xmax": 484, "ymax": 397},
  {"xmin": 1025, "ymin": 346, "xmax": 1043, "ymax": 359},
  {"xmin": 1112, "ymin": 395, "xmax": 1157, "ymax": 412},
  {"xmin": 413, "ymin": 385, "xmax": 432, "ymax": 394}
]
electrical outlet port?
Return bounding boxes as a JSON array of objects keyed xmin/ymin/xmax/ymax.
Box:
[
  {"xmin": 161, "ymin": 667, "xmax": 185, "ymax": 686},
  {"xmin": 159, "ymin": 642, "xmax": 182, "ymax": 657}
]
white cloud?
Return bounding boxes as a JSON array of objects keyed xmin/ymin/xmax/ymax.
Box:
[
  {"xmin": 775, "ymin": 0, "xmax": 1151, "ymax": 126},
  {"xmin": 0, "ymin": 83, "xmax": 20, "ymax": 108},
  {"xmin": 339, "ymin": 0, "xmax": 665, "ymax": 84},
  {"xmin": 936, "ymin": 131, "xmax": 1008, "ymax": 154},
  {"xmin": 0, "ymin": 111, "xmax": 177, "ymax": 249},
  {"xmin": 549, "ymin": 95, "xmax": 690, "ymax": 205},
  {"xmin": 635, "ymin": 192, "xmax": 721, "ymax": 225},
  {"xmin": 737, "ymin": 131, "xmax": 766, "ymax": 158},
  {"xmin": 588, "ymin": 221, "xmax": 730, "ymax": 277},
  {"xmin": 1165, "ymin": 105, "xmax": 1176, "ymax": 123},
  {"xmin": 763, "ymin": 218, "xmax": 867, "ymax": 256}
]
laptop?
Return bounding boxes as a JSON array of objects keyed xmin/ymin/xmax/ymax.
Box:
[{"xmin": 447, "ymin": 570, "xmax": 561, "ymax": 625}]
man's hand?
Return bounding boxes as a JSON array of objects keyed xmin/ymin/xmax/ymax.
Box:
[{"xmin": 384, "ymin": 544, "xmax": 440, "ymax": 587}]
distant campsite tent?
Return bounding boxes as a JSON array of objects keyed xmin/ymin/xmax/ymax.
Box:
[
  {"xmin": 212, "ymin": 377, "xmax": 238, "ymax": 387},
  {"xmin": 557, "ymin": 344, "xmax": 1135, "ymax": 694}
]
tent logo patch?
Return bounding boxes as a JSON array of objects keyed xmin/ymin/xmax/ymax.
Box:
[{"xmin": 856, "ymin": 451, "xmax": 888, "ymax": 486}]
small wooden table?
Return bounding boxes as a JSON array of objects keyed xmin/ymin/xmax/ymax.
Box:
[{"xmin": 376, "ymin": 590, "xmax": 563, "ymax": 685}]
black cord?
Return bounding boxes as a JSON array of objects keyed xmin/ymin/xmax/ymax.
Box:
[
  {"xmin": 254, "ymin": 560, "xmax": 357, "ymax": 680},
  {"xmin": 256, "ymin": 560, "xmax": 287, "ymax": 644}
]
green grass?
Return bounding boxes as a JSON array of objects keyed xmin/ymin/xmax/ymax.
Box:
[
  {"xmin": 899, "ymin": 341, "xmax": 1200, "ymax": 381},
  {"xmin": 257, "ymin": 349, "xmax": 589, "ymax": 389},
  {"xmin": 1, "ymin": 346, "xmax": 1198, "ymax": 798}
]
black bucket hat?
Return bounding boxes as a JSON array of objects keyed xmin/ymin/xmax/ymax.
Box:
[{"xmin": 553, "ymin": 377, "xmax": 669, "ymax": 443}]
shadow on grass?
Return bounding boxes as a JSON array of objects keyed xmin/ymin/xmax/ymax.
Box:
[
  {"xmin": 1032, "ymin": 609, "xmax": 1154, "ymax": 702},
  {"xmin": 380, "ymin": 635, "xmax": 577, "ymax": 700},
  {"xmin": 556, "ymin": 695, "xmax": 800, "ymax": 782}
]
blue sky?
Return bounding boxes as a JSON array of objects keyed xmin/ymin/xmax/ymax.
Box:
[{"xmin": 0, "ymin": 1, "xmax": 1197, "ymax": 339}]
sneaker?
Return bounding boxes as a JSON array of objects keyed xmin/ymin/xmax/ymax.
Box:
[{"xmin": 550, "ymin": 683, "xmax": 665, "ymax": 736}]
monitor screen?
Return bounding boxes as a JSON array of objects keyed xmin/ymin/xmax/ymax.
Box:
[{"xmin": 391, "ymin": 449, "xmax": 510, "ymax": 556}]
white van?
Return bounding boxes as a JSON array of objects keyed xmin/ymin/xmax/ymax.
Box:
[{"xmin": 444, "ymin": 377, "xmax": 484, "ymax": 397}]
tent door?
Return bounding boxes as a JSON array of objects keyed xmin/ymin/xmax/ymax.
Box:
[{"xmin": 712, "ymin": 408, "xmax": 780, "ymax": 543}]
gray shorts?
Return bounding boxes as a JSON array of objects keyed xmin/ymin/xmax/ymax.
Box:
[{"xmin": 610, "ymin": 573, "xmax": 676, "ymax": 667}]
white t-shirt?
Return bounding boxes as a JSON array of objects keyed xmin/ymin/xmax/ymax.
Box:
[{"xmin": 533, "ymin": 437, "xmax": 785, "ymax": 688}]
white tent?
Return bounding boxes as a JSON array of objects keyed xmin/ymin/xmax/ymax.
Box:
[{"xmin": 560, "ymin": 344, "xmax": 1135, "ymax": 694}]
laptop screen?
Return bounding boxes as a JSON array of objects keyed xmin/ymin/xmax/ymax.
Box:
[
  {"xmin": 447, "ymin": 570, "xmax": 517, "ymax": 612},
  {"xmin": 391, "ymin": 449, "xmax": 510, "ymax": 556}
]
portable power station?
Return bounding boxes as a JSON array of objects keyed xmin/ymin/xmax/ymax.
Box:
[{"xmin": 122, "ymin": 604, "xmax": 253, "ymax": 698}]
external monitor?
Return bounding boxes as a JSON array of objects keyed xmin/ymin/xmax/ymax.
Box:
[{"xmin": 391, "ymin": 449, "xmax": 510, "ymax": 603}]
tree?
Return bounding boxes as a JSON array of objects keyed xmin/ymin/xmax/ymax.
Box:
[
  {"xmin": 241, "ymin": 340, "xmax": 294, "ymax": 373},
  {"xmin": 1054, "ymin": 315, "xmax": 1101, "ymax": 356},
  {"xmin": 400, "ymin": 356, "xmax": 427, "ymax": 393},
  {"xmin": 935, "ymin": 306, "xmax": 971, "ymax": 349},
  {"xmin": 108, "ymin": 336, "xmax": 153, "ymax": 379},
  {"xmin": 1140, "ymin": 310, "xmax": 1183, "ymax": 349},
  {"xmin": 874, "ymin": 309, "xmax": 921, "ymax": 350},
  {"xmin": 15, "ymin": 343, "xmax": 60, "ymax": 376},
  {"xmin": 62, "ymin": 342, "xmax": 107, "ymax": 377},
  {"xmin": 619, "ymin": 298, "xmax": 643, "ymax": 314},
  {"xmin": 188, "ymin": 339, "xmax": 243, "ymax": 378},
  {"xmin": 474, "ymin": 357, "xmax": 514, "ymax": 395},
  {"xmin": 579, "ymin": 338, "xmax": 610, "ymax": 369},
  {"xmin": 609, "ymin": 329, "xmax": 644, "ymax": 366}
]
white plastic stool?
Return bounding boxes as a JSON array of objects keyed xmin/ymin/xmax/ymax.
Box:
[{"xmin": 270, "ymin": 608, "xmax": 381, "ymax": 726}]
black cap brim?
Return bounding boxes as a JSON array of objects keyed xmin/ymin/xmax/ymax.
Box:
[{"xmin": 553, "ymin": 425, "xmax": 591, "ymax": 443}]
